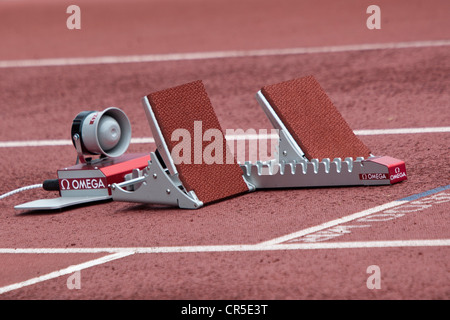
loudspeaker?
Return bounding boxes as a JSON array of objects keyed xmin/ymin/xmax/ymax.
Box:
[{"xmin": 71, "ymin": 107, "xmax": 131, "ymax": 158}]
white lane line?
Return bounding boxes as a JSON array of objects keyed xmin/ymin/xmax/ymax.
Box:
[
  {"xmin": 0, "ymin": 138, "xmax": 152, "ymax": 148},
  {"xmin": 0, "ymin": 239, "xmax": 449, "ymax": 256},
  {"xmin": 1, "ymin": 40, "xmax": 449, "ymax": 68},
  {"xmin": 2, "ymin": 186, "xmax": 449, "ymax": 295},
  {"xmin": 1, "ymin": 127, "xmax": 449, "ymax": 148},
  {"xmin": 1, "ymin": 240, "xmax": 447, "ymax": 295},
  {"xmin": 0, "ymin": 139, "xmax": 73, "ymax": 147},
  {"xmin": 259, "ymin": 185, "xmax": 450, "ymax": 246},
  {"xmin": 268, "ymin": 239, "xmax": 450, "ymax": 250},
  {"xmin": 354, "ymin": 127, "xmax": 450, "ymax": 135},
  {"xmin": 258, "ymin": 200, "xmax": 409, "ymax": 246},
  {"xmin": 0, "ymin": 251, "xmax": 134, "ymax": 295},
  {"xmin": 3, "ymin": 187, "xmax": 448, "ymax": 254}
]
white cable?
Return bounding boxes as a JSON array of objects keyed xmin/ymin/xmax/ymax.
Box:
[{"xmin": 0, "ymin": 184, "xmax": 43, "ymax": 200}]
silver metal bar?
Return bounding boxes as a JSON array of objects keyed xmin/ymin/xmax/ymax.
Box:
[
  {"xmin": 141, "ymin": 96, "xmax": 178, "ymax": 176},
  {"xmin": 110, "ymin": 152, "xmax": 203, "ymax": 209},
  {"xmin": 255, "ymin": 90, "xmax": 305, "ymax": 162}
]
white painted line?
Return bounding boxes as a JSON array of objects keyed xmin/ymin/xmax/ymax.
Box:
[
  {"xmin": 267, "ymin": 239, "xmax": 450, "ymax": 250},
  {"xmin": 1, "ymin": 127, "xmax": 449, "ymax": 148},
  {"xmin": 1, "ymin": 240, "xmax": 447, "ymax": 295},
  {"xmin": 130, "ymin": 137, "xmax": 155, "ymax": 144},
  {"xmin": 259, "ymin": 185, "xmax": 450, "ymax": 246},
  {"xmin": 0, "ymin": 251, "xmax": 134, "ymax": 295},
  {"xmin": 126, "ymin": 239, "xmax": 450, "ymax": 252},
  {"xmin": 0, "ymin": 137, "xmax": 156, "ymax": 147},
  {"xmin": 258, "ymin": 200, "xmax": 409, "ymax": 246},
  {"xmin": 88, "ymin": 239, "xmax": 450, "ymax": 253},
  {"xmin": 1, "ymin": 40, "xmax": 449, "ymax": 68},
  {"xmin": 354, "ymin": 127, "xmax": 450, "ymax": 135},
  {"xmin": 0, "ymin": 139, "xmax": 73, "ymax": 148},
  {"xmin": 0, "ymin": 239, "xmax": 448, "ymax": 256}
]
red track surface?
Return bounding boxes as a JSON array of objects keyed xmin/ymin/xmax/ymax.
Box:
[{"xmin": 0, "ymin": 0, "xmax": 449, "ymax": 301}]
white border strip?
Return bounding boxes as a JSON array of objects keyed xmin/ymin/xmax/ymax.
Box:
[
  {"xmin": 1, "ymin": 239, "xmax": 448, "ymax": 255},
  {"xmin": 1, "ymin": 40, "xmax": 449, "ymax": 68},
  {"xmin": 1, "ymin": 239, "xmax": 448, "ymax": 295},
  {"xmin": 1, "ymin": 127, "xmax": 449, "ymax": 148},
  {"xmin": 1, "ymin": 239, "xmax": 447, "ymax": 295},
  {"xmin": 260, "ymin": 184, "xmax": 450, "ymax": 246},
  {"xmin": 354, "ymin": 127, "xmax": 450, "ymax": 135},
  {"xmin": 0, "ymin": 251, "xmax": 134, "ymax": 295},
  {"xmin": 258, "ymin": 200, "xmax": 409, "ymax": 246},
  {"xmin": 1, "ymin": 186, "xmax": 449, "ymax": 294}
]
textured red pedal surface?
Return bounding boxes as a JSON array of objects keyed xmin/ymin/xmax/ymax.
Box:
[
  {"xmin": 147, "ymin": 80, "xmax": 249, "ymax": 204},
  {"xmin": 261, "ymin": 76, "xmax": 371, "ymax": 160}
]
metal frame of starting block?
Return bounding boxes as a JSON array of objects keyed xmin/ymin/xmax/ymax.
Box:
[{"xmin": 239, "ymin": 90, "xmax": 407, "ymax": 189}]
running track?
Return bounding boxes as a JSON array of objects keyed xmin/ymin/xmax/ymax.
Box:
[{"xmin": 0, "ymin": 0, "xmax": 449, "ymax": 301}]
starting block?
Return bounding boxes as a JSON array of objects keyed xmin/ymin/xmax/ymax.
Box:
[
  {"xmin": 14, "ymin": 76, "xmax": 406, "ymax": 211},
  {"xmin": 15, "ymin": 81, "xmax": 251, "ymax": 210},
  {"xmin": 110, "ymin": 80, "xmax": 251, "ymax": 208},
  {"xmin": 241, "ymin": 76, "xmax": 407, "ymax": 188}
]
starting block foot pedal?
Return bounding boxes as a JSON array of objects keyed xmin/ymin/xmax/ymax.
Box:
[
  {"xmin": 242, "ymin": 76, "xmax": 407, "ymax": 188},
  {"xmin": 110, "ymin": 80, "xmax": 252, "ymax": 208}
]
